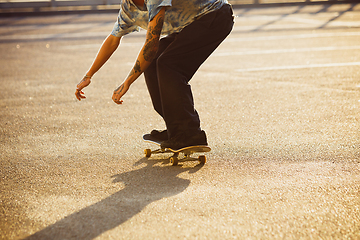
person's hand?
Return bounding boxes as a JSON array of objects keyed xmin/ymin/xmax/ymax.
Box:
[
  {"xmin": 112, "ymin": 82, "xmax": 129, "ymax": 104},
  {"xmin": 75, "ymin": 75, "xmax": 91, "ymax": 101}
]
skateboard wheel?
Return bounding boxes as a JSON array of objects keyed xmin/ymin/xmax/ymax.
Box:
[
  {"xmin": 199, "ymin": 155, "xmax": 206, "ymax": 164},
  {"xmin": 170, "ymin": 156, "xmax": 178, "ymax": 166},
  {"xmin": 144, "ymin": 149, "xmax": 152, "ymax": 158}
]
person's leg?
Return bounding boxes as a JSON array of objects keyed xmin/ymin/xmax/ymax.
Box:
[
  {"xmin": 157, "ymin": 4, "xmax": 234, "ymax": 148},
  {"xmin": 144, "ymin": 34, "xmax": 177, "ymax": 118}
]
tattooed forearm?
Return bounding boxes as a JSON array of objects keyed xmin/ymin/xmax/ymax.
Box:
[
  {"xmin": 143, "ymin": 38, "xmax": 157, "ymax": 62},
  {"xmin": 122, "ymin": 8, "xmax": 164, "ymax": 86},
  {"xmin": 115, "ymin": 84, "xmax": 124, "ymax": 93},
  {"xmin": 134, "ymin": 60, "xmax": 141, "ymax": 73},
  {"xmin": 143, "ymin": 15, "xmax": 164, "ymax": 62},
  {"xmin": 127, "ymin": 60, "xmax": 141, "ymax": 79},
  {"xmin": 152, "ymin": 15, "xmax": 164, "ymax": 35}
]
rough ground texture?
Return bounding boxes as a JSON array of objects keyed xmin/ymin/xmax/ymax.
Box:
[{"xmin": 1, "ymin": 3, "xmax": 360, "ymax": 240}]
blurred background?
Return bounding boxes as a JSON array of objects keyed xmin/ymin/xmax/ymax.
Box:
[{"xmin": 1, "ymin": 0, "xmax": 359, "ymax": 16}]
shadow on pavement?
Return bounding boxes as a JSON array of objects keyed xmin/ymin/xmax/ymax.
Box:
[{"xmin": 24, "ymin": 157, "xmax": 203, "ymax": 240}]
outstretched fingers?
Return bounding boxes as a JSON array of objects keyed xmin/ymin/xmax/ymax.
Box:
[
  {"xmin": 75, "ymin": 75, "xmax": 91, "ymax": 101},
  {"xmin": 75, "ymin": 90, "xmax": 86, "ymax": 101},
  {"xmin": 112, "ymin": 83, "xmax": 128, "ymax": 104}
]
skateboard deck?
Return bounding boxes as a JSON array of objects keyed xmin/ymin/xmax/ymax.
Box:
[{"xmin": 143, "ymin": 134, "xmax": 211, "ymax": 166}]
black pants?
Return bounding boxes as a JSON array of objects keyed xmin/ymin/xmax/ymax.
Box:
[{"xmin": 144, "ymin": 4, "xmax": 234, "ymax": 139}]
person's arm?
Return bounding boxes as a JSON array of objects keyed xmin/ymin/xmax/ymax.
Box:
[
  {"xmin": 75, "ymin": 34, "xmax": 121, "ymax": 101},
  {"xmin": 112, "ymin": 7, "xmax": 165, "ymax": 104}
]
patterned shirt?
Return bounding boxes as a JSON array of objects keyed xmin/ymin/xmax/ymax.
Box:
[{"xmin": 111, "ymin": 0, "xmax": 228, "ymax": 37}]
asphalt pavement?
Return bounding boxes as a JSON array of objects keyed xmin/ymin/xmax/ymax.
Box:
[{"xmin": 1, "ymin": 3, "xmax": 360, "ymax": 239}]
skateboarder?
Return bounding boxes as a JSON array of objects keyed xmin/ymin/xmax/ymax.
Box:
[{"xmin": 75, "ymin": 0, "xmax": 234, "ymax": 150}]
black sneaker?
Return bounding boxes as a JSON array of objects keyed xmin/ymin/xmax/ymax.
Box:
[
  {"xmin": 150, "ymin": 129, "xmax": 168, "ymax": 142},
  {"xmin": 161, "ymin": 130, "xmax": 208, "ymax": 150}
]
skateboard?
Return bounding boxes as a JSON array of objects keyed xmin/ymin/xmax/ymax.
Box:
[{"xmin": 143, "ymin": 134, "xmax": 211, "ymax": 166}]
